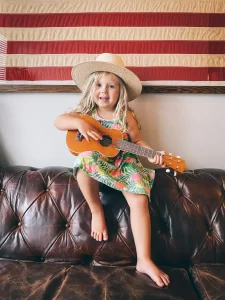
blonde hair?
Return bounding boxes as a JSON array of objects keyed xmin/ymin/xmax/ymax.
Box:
[{"xmin": 71, "ymin": 71, "xmax": 140, "ymax": 131}]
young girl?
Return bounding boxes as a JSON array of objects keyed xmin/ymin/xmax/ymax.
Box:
[{"xmin": 54, "ymin": 53, "xmax": 170, "ymax": 287}]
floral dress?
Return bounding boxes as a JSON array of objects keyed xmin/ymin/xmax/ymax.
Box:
[{"xmin": 73, "ymin": 109, "xmax": 155, "ymax": 197}]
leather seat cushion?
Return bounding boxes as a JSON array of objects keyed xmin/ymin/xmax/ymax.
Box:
[
  {"xmin": 0, "ymin": 260, "xmax": 199, "ymax": 300},
  {"xmin": 191, "ymin": 263, "xmax": 225, "ymax": 300}
]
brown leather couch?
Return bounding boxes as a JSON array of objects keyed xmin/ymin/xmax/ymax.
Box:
[{"xmin": 0, "ymin": 165, "xmax": 225, "ymax": 299}]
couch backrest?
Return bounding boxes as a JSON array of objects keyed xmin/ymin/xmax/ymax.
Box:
[
  {"xmin": 150, "ymin": 168, "xmax": 225, "ymax": 268},
  {"xmin": 0, "ymin": 166, "xmax": 225, "ymax": 267}
]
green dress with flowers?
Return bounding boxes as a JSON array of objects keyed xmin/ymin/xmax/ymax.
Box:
[{"xmin": 73, "ymin": 109, "xmax": 155, "ymax": 197}]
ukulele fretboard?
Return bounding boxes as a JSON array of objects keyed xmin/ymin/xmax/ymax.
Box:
[{"xmin": 116, "ymin": 140, "xmax": 162, "ymax": 158}]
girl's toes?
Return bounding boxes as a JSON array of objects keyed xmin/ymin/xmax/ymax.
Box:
[
  {"xmin": 155, "ymin": 277, "xmax": 164, "ymax": 287},
  {"xmin": 162, "ymin": 277, "xmax": 169, "ymax": 286},
  {"xmin": 96, "ymin": 233, "xmax": 100, "ymax": 241},
  {"xmin": 165, "ymin": 275, "xmax": 170, "ymax": 285},
  {"xmin": 103, "ymin": 231, "xmax": 108, "ymax": 241},
  {"xmin": 162, "ymin": 275, "xmax": 170, "ymax": 286}
]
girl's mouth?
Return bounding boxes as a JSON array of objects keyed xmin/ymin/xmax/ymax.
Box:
[{"xmin": 99, "ymin": 97, "xmax": 109, "ymax": 101}]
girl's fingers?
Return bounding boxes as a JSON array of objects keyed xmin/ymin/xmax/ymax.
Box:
[
  {"xmin": 82, "ymin": 133, "xmax": 90, "ymax": 142},
  {"xmin": 86, "ymin": 131, "xmax": 97, "ymax": 140},
  {"xmin": 154, "ymin": 157, "xmax": 158, "ymax": 164},
  {"xmin": 87, "ymin": 130, "xmax": 102, "ymax": 140},
  {"xmin": 91, "ymin": 131, "xmax": 102, "ymax": 140},
  {"xmin": 153, "ymin": 153, "xmax": 165, "ymax": 166},
  {"xmin": 160, "ymin": 155, "xmax": 163, "ymax": 165},
  {"xmin": 147, "ymin": 150, "xmax": 166, "ymax": 166},
  {"xmin": 154, "ymin": 155, "xmax": 160, "ymax": 164},
  {"xmin": 157, "ymin": 152, "xmax": 165, "ymax": 166}
]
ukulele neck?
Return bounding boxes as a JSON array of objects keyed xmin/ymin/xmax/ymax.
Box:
[{"xmin": 116, "ymin": 140, "xmax": 161, "ymax": 158}]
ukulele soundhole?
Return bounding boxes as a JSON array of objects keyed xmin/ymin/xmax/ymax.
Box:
[
  {"xmin": 76, "ymin": 131, "xmax": 83, "ymax": 141},
  {"xmin": 100, "ymin": 135, "xmax": 112, "ymax": 147}
]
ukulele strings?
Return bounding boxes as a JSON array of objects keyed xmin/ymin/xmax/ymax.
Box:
[{"xmin": 98, "ymin": 136, "xmax": 160, "ymax": 157}]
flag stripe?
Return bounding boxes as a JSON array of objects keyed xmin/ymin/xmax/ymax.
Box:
[
  {"xmin": 1, "ymin": 0, "xmax": 225, "ymax": 14},
  {"xmin": 7, "ymin": 40, "xmax": 225, "ymax": 55},
  {"xmin": 5, "ymin": 67, "xmax": 225, "ymax": 81},
  {"xmin": 1, "ymin": 1, "xmax": 225, "ymax": 86},
  {"xmin": 3, "ymin": 80, "xmax": 225, "ymax": 87},
  {"xmin": 1, "ymin": 27, "xmax": 225, "ymax": 41},
  {"xmin": 6, "ymin": 54, "xmax": 225, "ymax": 68},
  {"xmin": 1, "ymin": 13, "xmax": 225, "ymax": 27}
]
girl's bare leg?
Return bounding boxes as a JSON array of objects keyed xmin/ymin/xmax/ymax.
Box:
[
  {"xmin": 76, "ymin": 169, "xmax": 108, "ymax": 241},
  {"xmin": 122, "ymin": 191, "xmax": 170, "ymax": 287}
]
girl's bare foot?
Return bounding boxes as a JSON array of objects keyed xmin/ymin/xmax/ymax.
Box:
[
  {"xmin": 91, "ymin": 210, "xmax": 108, "ymax": 241},
  {"xmin": 136, "ymin": 259, "xmax": 170, "ymax": 287}
]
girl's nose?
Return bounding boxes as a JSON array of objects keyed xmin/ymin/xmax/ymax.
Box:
[{"xmin": 100, "ymin": 85, "xmax": 107, "ymax": 93}]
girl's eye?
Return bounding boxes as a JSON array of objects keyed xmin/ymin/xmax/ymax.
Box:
[
  {"xmin": 109, "ymin": 85, "xmax": 114, "ymax": 88},
  {"xmin": 96, "ymin": 83, "xmax": 101, "ymax": 87}
]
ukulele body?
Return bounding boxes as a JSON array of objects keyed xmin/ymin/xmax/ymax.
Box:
[{"xmin": 66, "ymin": 115, "xmax": 123, "ymax": 157}]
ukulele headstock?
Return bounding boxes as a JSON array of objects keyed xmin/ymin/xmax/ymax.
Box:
[{"xmin": 163, "ymin": 154, "xmax": 186, "ymax": 173}]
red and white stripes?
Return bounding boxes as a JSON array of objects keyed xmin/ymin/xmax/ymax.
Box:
[{"xmin": 0, "ymin": 0, "xmax": 225, "ymax": 86}]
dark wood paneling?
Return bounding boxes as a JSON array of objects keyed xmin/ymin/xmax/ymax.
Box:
[{"xmin": 0, "ymin": 85, "xmax": 225, "ymax": 94}]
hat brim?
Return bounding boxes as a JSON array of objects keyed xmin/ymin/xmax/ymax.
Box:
[{"xmin": 71, "ymin": 61, "xmax": 142, "ymax": 101}]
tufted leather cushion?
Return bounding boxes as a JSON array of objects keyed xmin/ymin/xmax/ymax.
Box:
[
  {"xmin": 0, "ymin": 166, "xmax": 225, "ymax": 268},
  {"xmin": 0, "ymin": 166, "xmax": 135, "ymax": 264},
  {"xmin": 149, "ymin": 168, "xmax": 225, "ymax": 268},
  {"xmin": 191, "ymin": 263, "xmax": 225, "ymax": 300},
  {"xmin": 0, "ymin": 260, "xmax": 199, "ymax": 300}
]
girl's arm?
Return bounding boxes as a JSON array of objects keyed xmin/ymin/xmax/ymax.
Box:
[
  {"xmin": 54, "ymin": 113, "xmax": 102, "ymax": 141},
  {"xmin": 126, "ymin": 111, "xmax": 164, "ymax": 165},
  {"xmin": 126, "ymin": 111, "xmax": 150, "ymax": 146},
  {"xmin": 54, "ymin": 113, "xmax": 83, "ymax": 131}
]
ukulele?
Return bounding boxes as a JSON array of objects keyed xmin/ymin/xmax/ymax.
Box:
[{"xmin": 66, "ymin": 115, "xmax": 186, "ymax": 173}]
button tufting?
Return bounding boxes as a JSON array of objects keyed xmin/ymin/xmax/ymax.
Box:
[
  {"xmin": 65, "ymin": 223, "xmax": 70, "ymax": 228},
  {"xmin": 40, "ymin": 257, "xmax": 45, "ymax": 262},
  {"xmin": 18, "ymin": 222, "xmax": 22, "ymax": 227},
  {"xmin": 208, "ymin": 226, "xmax": 213, "ymax": 236}
]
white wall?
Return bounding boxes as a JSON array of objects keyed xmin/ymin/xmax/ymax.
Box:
[{"xmin": 0, "ymin": 92, "xmax": 225, "ymax": 171}]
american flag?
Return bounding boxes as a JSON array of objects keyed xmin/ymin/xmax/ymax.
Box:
[{"xmin": 0, "ymin": 0, "xmax": 225, "ymax": 90}]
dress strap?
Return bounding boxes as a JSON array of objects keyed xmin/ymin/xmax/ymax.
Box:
[{"xmin": 91, "ymin": 108, "xmax": 98, "ymax": 120}]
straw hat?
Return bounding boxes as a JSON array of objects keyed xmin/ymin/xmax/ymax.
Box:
[{"xmin": 71, "ymin": 53, "xmax": 142, "ymax": 101}]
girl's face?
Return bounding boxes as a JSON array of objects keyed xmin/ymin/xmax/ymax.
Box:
[{"xmin": 93, "ymin": 73, "xmax": 120, "ymax": 111}]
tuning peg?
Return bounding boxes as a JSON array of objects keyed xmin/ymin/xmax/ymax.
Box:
[
  {"xmin": 174, "ymin": 171, "xmax": 177, "ymax": 176},
  {"xmin": 169, "ymin": 153, "xmax": 172, "ymax": 155},
  {"xmin": 176, "ymin": 156, "xmax": 180, "ymax": 158},
  {"xmin": 166, "ymin": 169, "xmax": 170, "ymax": 173}
]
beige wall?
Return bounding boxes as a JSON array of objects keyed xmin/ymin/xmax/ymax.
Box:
[{"xmin": 0, "ymin": 92, "xmax": 225, "ymax": 170}]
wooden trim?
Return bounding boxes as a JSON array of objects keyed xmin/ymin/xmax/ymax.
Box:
[
  {"xmin": 141, "ymin": 86, "xmax": 225, "ymax": 94},
  {"xmin": 0, "ymin": 85, "xmax": 225, "ymax": 94},
  {"xmin": 0, "ymin": 85, "xmax": 80, "ymax": 93}
]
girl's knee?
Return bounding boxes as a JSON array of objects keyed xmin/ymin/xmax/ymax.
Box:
[
  {"xmin": 77, "ymin": 169, "xmax": 90, "ymax": 179},
  {"xmin": 77, "ymin": 169, "xmax": 99, "ymax": 185},
  {"xmin": 125, "ymin": 194, "xmax": 149, "ymax": 210}
]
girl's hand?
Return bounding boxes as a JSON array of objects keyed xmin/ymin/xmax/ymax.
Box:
[
  {"xmin": 148, "ymin": 151, "xmax": 166, "ymax": 167},
  {"xmin": 77, "ymin": 119, "xmax": 102, "ymax": 142}
]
